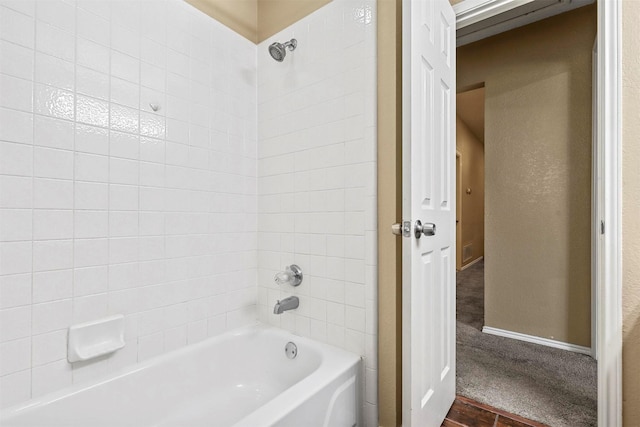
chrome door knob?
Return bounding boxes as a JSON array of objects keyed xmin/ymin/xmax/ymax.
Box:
[{"xmin": 414, "ymin": 220, "xmax": 436, "ymax": 238}]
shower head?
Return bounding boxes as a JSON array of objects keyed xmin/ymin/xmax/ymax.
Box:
[{"xmin": 268, "ymin": 39, "xmax": 297, "ymax": 62}]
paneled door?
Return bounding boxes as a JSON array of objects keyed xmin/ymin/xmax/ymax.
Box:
[{"xmin": 401, "ymin": 0, "xmax": 456, "ymax": 426}]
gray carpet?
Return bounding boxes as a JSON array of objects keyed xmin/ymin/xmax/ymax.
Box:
[{"xmin": 456, "ymin": 260, "xmax": 597, "ymax": 427}]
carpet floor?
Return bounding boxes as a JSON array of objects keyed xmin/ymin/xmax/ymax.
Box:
[{"xmin": 456, "ymin": 259, "xmax": 597, "ymax": 427}]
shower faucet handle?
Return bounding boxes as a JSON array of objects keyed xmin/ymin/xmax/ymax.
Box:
[{"xmin": 274, "ymin": 264, "xmax": 303, "ymax": 287}]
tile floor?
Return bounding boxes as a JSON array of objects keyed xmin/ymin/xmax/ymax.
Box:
[{"xmin": 442, "ymin": 396, "xmax": 549, "ymax": 427}]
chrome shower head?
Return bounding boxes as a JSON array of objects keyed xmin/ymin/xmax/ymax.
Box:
[{"xmin": 268, "ymin": 39, "xmax": 297, "ymax": 62}]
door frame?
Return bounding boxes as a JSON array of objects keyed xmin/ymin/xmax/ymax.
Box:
[
  {"xmin": 595, "ymin": 0, "xmax": 622, "ymax": 425},
  {"xmin": 397, "ymin": 2, "xmax": 622, "ymax": 427}
]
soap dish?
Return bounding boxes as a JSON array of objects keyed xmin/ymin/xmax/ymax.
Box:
[{"xmin": 67, "ymin": 315, "xmax": 125, "ymax": 363}]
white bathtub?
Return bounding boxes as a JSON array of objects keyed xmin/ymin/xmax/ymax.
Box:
[{"xmin": 1, "ymin": 324, "xmax": 361, "ymax": 427}]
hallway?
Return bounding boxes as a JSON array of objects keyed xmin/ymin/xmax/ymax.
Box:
[{"xmin": 456, "ymin": 261, "xmax": 597, "ymax": 426}]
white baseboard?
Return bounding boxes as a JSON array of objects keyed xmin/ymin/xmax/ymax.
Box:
[
  {"xmin": 460, "ymin": 256, "xmax": 483, "ymax": 270},
  {"xmin": 481, "ymin": 326, "xmax": 593, "ymax": 356}
]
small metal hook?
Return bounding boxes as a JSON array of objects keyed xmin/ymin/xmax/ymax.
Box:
[{"xmin": 149, "ymin": 103, "xmax": 159, "ymax": 112}]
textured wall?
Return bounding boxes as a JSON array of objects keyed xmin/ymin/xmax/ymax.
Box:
[
  {"xmin": 256, "ymin": 0, "xmax": 377, "ymax": 425},
  {"xmin": 185, "ymin": 0, "xmax": 258, "ymax": 43},
  {"xmin": 0, "ymin": 0, "xmax": 257, "ymax": 408},
  {"xmin": 257, "ymin": 0, "xmax": 332, "ymax": 43},
  {"xmin": 185, "ymin": 0, "xmax": 333, "ymax": 44},
  {"xmin": 376, "ymin": 0, "xmax": 402, "ymax": 425},
  {"xmin": 457, "ymin": 5, "xmax": 596, "ymax": 347},
  {"xmin": 622, "ymin": 0, "xmax": 640, "ymax": 423},
  {"xmin": 456, "ymin": 116, "xmax": 484, "ymax": 268}
]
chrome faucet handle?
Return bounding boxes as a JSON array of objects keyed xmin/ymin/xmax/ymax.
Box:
[{"xmin": 274, "ymin": 265, "xmax": 303, "ymax": 287}]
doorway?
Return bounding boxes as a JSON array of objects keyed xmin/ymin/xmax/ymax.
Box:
[
  {"xmin": 379, "ymin": 0, "xmax": 623, "ymax": 425},
  {"xmin": 455, "ymin": 87, "xmax": 485, "ymax": 273},
  {"xmin": 453, "ymin": 6, "xmax": 598, "ymax": 425}
]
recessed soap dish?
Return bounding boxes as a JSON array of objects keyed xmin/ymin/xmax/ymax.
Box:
[{"xmin": 67, "ymin": 315, "xmax": 126, "ymax": 363}]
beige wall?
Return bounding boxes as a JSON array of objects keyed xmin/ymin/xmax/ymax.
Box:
[
  {"xmin": 456, "ymin": 115, "xmax": 485, "ymax": 268},
  {"xmin": 257, "ymin": 0, "xmax": 332, "ymax": 42},
  {"xmin": 458, "ymin": 5, "xmax": 596, "ymax": 347},
  {"xmin": 185, "ymin": 0, "xmax": 259, "ymax": 42},
  {"xmin": 622, "ymin": 1, "xmax": 640, "ymax": 424},
  {"xmin": 186, "ymin": 0, "xmax": 331, "ymax": 44},
  {"xmin": 377, "ymin": 0, "xmax": 403, "ymax": 425}
]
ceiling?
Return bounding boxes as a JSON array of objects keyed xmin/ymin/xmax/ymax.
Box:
[{"xmin": 457, "ymin": 87, "xmax": 485, "ymax": 143}]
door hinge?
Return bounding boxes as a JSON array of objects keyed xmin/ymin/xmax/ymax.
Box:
[{"xmin": 600, "ymin": 220, "xmax": 605, "ymax": 235}]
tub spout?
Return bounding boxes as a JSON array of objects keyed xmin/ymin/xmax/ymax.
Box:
[{"xmin": 273, "ymin": 296, "xmax": 299, "ymax": 314}]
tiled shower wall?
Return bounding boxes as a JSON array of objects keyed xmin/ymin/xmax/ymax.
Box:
[
  {"xmin": 0, "ymin": 0, "xmax": 257, "ymax": 407},
  {"xmin": 256, "ymin": 1, "xmax": 378, "ymax": 425}
]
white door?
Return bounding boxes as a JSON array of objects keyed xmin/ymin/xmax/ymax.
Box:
[{"xmin": 402, "ymin": 0, "xmax": 456, "ymax": 426}]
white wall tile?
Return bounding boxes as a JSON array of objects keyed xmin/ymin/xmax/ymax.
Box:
[
  {"xmin": 71, "ymin": 356, "xmax": 109, "ymax": 385},
  {"xmin": 138, "ymin": 332, "xmax": 164, "ymax": 361},
  {"xmin": 74, "ymin": 239, "xmax": 108, "ymax": 268},
  {"xmin": 32, "ymin": 269, "xmax": 72, "ymax": 304},
  {"xmin": 32, "ymin": 178, "xmax": 72, "ymax": 210},
  {"xmin": 0, "ymin": 209, "xmax": 32, "ymax": 242},
  {"xmin": 0, "ymin": 369, "xmax": 31, "ymax": 408},
  {"xmin": 31, "ymin": 329, "xmax": 66, "ymax": 366},
  {"xmin": 0, "ymin": 6, "xmax": 35, "ymax": 48},
  {"xmin": 75, "ymin": 124, "xmax": 108, "ymax": 155},
  {"xmin": 0, "ymin": 0, "xmax": 35, "ymax": 16},
  {"xmin": 34, "ymin": 116, "xmax": 74, "ymax": 150},
  {"xmin": 76, "ymin": 8, "xmax": 109, "ymax": 46},
  {"xmin": 0, "ymin": 107, "xmax": 33, "ymax": 144},
  {"xmin": 75, "ymin": 152, "xmax": 108, "ymax": 182},
  {"xmin": 75, "ymin": 211, "xmax": 108, "ymax": 239},
  {"xmin": 31, "ymin": 359, "xmax": 72, "ymax": 397},
  {"xmin": 33, "ymin": 210, "xmax": 73, "ymax": 240},
  {"xmin": 2, "ymin": 0, "xmax": 258, "ymax": 404},
  {"xmin": 0, "ymin": 274, "xmax": 31, "ymax": 309},
  {"xmin": 0, "ymin": 306, "xmax": 31, "ymax": 342},
  {"xmin": 34, "ymin": 84, "xmax": 74, "ymax": 120},
  {"xmin": 32, "ymin": 299, "xmax": 72, "ymax": 335},
  {"xmin": 36, "ymin": 0, "xmax": 75, "ymax": 34},
  {"xmin": 75, "ymin": 95, "xmax": 109, "ymax": 128},
  {"xmin": 74, "ymin": 181, "xmax": 108, "ymax": 210},
  {"xmin": 0, "ymin": 142, "xmax": 32, "ymax": 177},
  {"xmin": 0, "ymin": 241, "xmax": 32, "ymax": 275},
  {"xmin": 0, "ymin": 40, "xmax": 33, "ymax": 80},
  {"xmin": 76, "ymin": 66, "xmax": 109, "ymax": 101},
  {"xmin": 111, "ymin": 51, "xmax": 139, "ymax": 85},
  {"xmin": 34, "ymin": 147, "xmax": 74, "ymax": 180},
  {"xmin": 35, "ymin": 21, "xmax": 74, "ymax": 62},
  {"xmin": 73, "ymin": 293, "xmax": 108, "ymax": 323},
  {"xmin": 32, "ymin": 240, "xmax": 73, "ymax": 272},
  {"xmin": 256, "ymin": 1, "xmax": 377, "ymax": 423},
  {"xmin": 0, "ymin": 74, "xmax": 33, "ymax": 112},
  {"xmin": 76, "ymin": 38, "xmax": 109, "ymax": 74},
  {"xmin": 34, "ymin": 52, "xmax": 74, "ymax": 91}
]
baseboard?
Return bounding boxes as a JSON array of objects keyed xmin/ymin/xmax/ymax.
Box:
[
  {"xmin": 460, "ymin": 256, "xmax": 483, "ymax": 271},
  {"xmin": 481, "ymin": 326, "xmax": 592, "ymax": 356}
]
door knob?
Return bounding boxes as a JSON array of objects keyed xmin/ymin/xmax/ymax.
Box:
[{"xmin": 414, "ymin": 220, "xmax": 436, "ymax": 238}]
